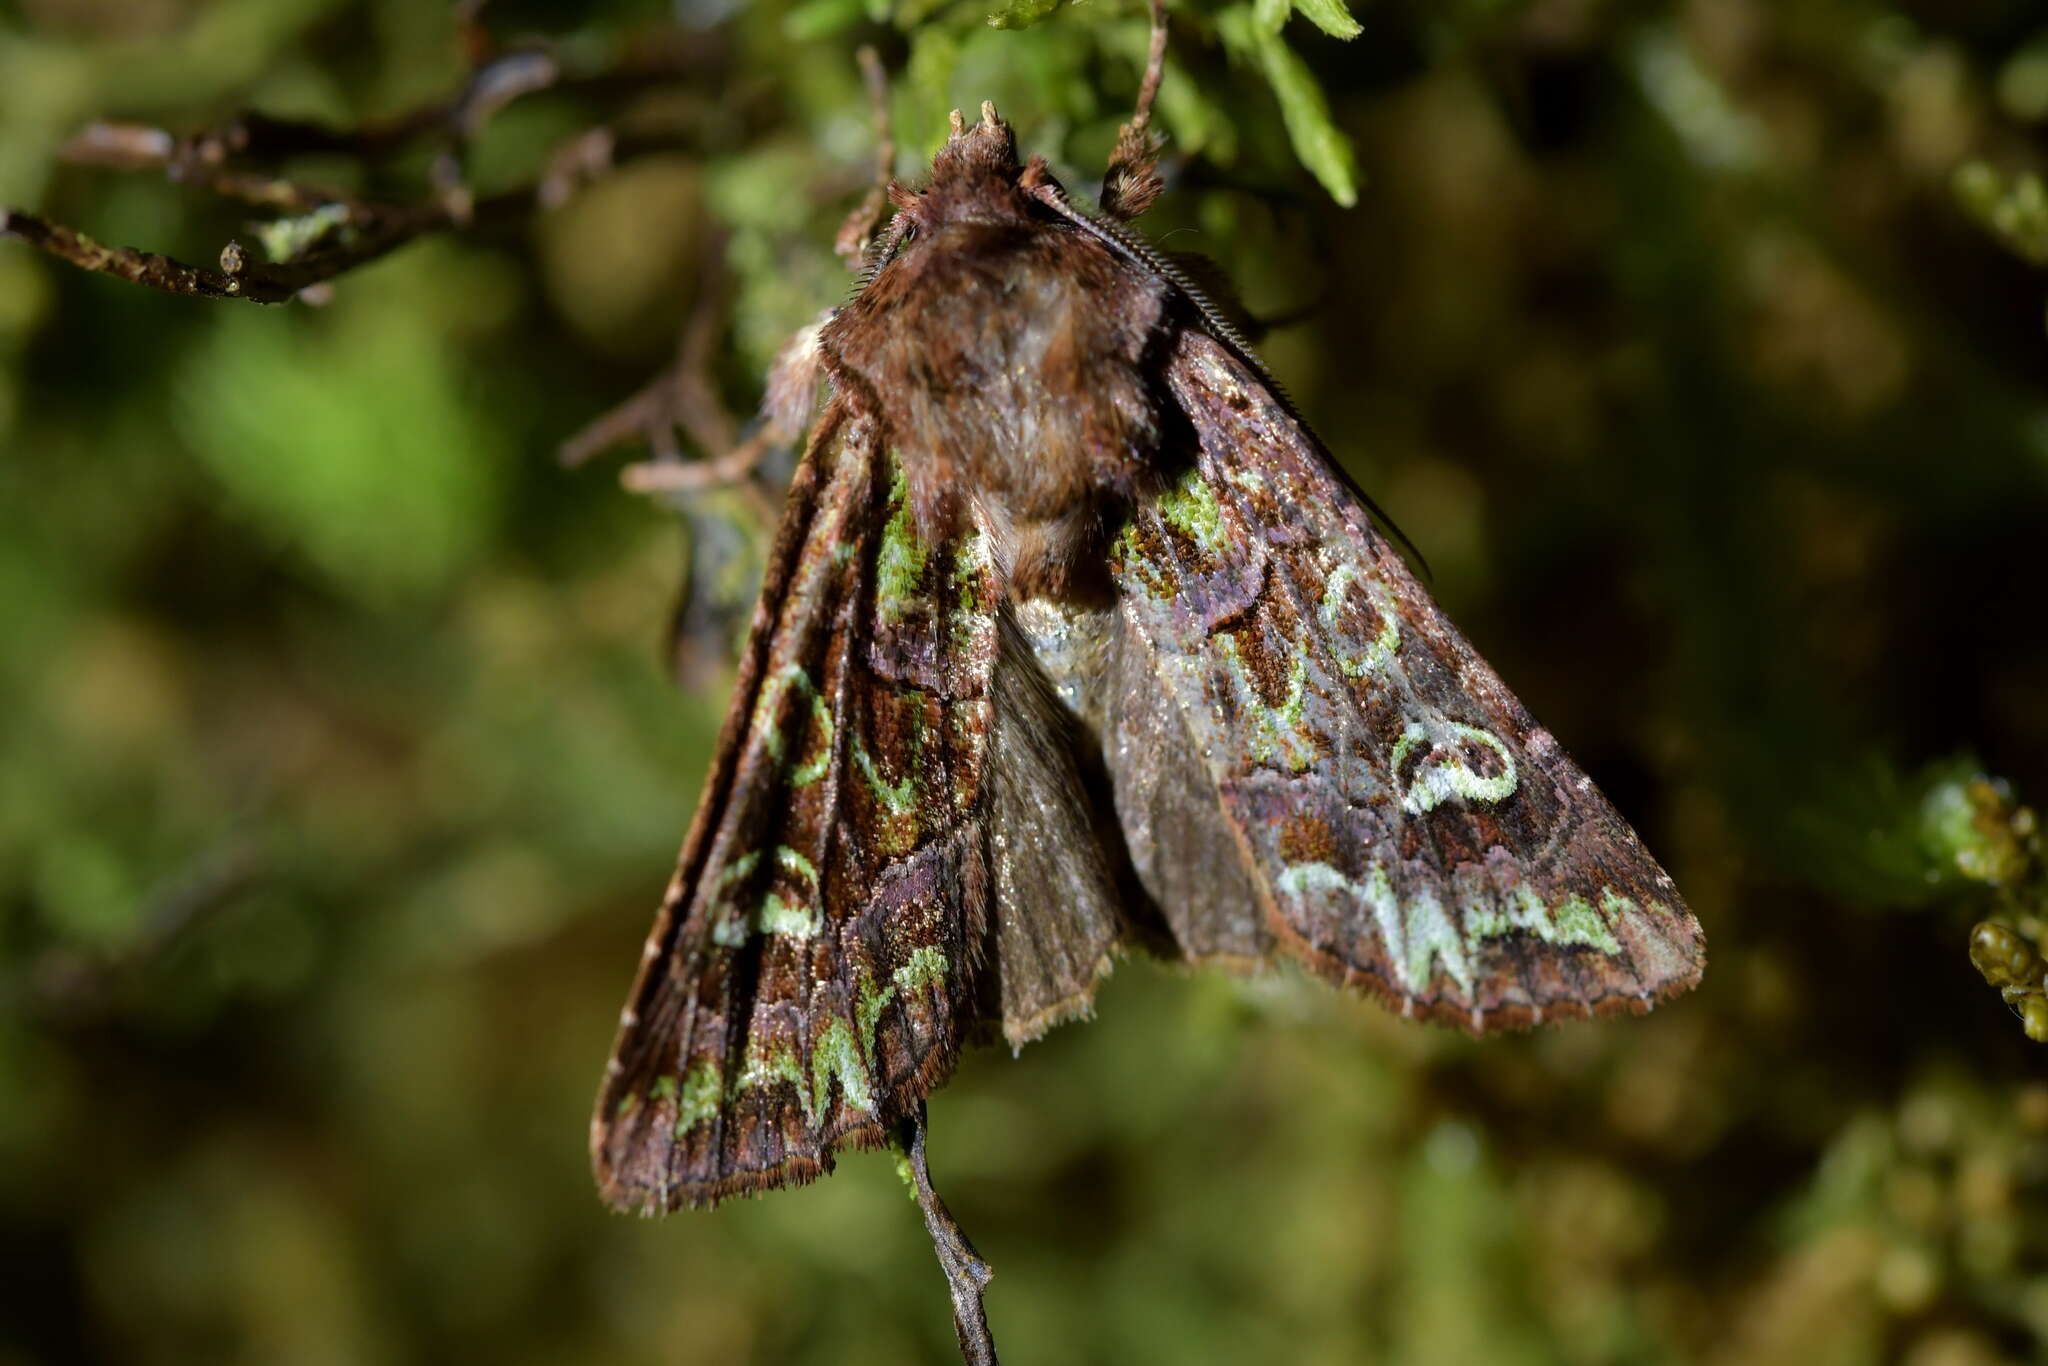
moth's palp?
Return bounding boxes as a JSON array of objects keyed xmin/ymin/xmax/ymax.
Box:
[{"xmin": 1099, "ymin": 0, "xmax": 1169, "ymax": 221}]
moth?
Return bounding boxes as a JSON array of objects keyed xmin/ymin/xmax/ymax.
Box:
[{"xmin": 591, "ymin": 60, "xmax": 1705, "ymax": 1217}]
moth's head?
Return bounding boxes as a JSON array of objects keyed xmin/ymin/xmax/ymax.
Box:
[
  {"xmin": 929, "ymin": 101, "xmax": 1020, "ymax": 184},
  {"xmin": 881, "ymin": 102, "xmax": 1053, "ymax": 235}
]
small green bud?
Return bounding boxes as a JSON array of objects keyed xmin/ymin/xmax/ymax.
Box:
[
  {"xmin": 1921, "ymin": 776, "xmax": 2029, "ymax": 886},
  {"xmin": 2022, "ymin": 996, "xmax": 2048, "ymax": 1044},
  {"xmin": 1969, "ymin": 922, "xmax": 2041, "ymax": 989}
]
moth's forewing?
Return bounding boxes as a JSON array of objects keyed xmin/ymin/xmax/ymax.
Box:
[
  {"xmin": 1105, "ymin": 330, "xmax": 1704, "ymax": 1031},
  {"xmin": 592, "ymin": 414, "xmax": 1002, "ymax": 1212}
]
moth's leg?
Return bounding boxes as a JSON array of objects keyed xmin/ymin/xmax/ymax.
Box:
[
  {"xmin": 1099, "ymin": 0, "xmax": 1167, "ymax": 222},
  {"xmin": 895, "ymin": 1104, "xmax": 1000, "ymax": 1366},
  {"xmin": 834, "ymin": 45, "xmax": 899, "ymax": 266}
]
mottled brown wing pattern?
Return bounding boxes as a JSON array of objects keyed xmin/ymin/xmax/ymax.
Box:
[
  {"xmin": 592, "ymin": 406, "xmax": 1001, "ymax": 1211},
  {"xmin": 1108, "ymin": 330, "xmax": 1705, "ymax": 1031}
]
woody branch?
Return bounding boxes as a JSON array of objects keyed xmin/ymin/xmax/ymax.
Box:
[{"xmin": 0, "ymin": 37, "xmax": 726, "ymax": 305}]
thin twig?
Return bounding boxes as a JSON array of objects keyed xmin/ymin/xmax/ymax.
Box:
[
  {"xmin": 835, "ymin": 45, "xmax": 898, "ymax": 265},
  {"xmin": 560, "ymin": 229, "xmax": 783, "ymax": 519},
  {"xmin": 560, "ymin": 233, "xmax": 735, "ymax": 470},
  {"xmin": 898, "ymin": 1103, "xmax": 1001, "ymax": 1366},
  {"xmin": 618, "ymin": 430, "xmax": 778, "ymax": 495},
  {"xmin": 1132, "ymin": 0, "xmax": 1168, "ymax": 137},
  {"xmin": 7, "ymin": 37, "xmax": 723, "ymax": 303},
  {"xmin": 453, "ymin": 0, "xmax": 494, "ymax": 67},
  {"xmin": 1, "ymin": 208, "xmax": 247, "ymax": 299},
  {"xmin": 60, "ymin": 123, "xmax": 352, "ymax": 213},
  {"xmin": 433, "ymin": 48, "xmax": 563, "ymax": 225},
  {"xmin": 2, "ymin": 187, "xmax": 527, "ymax": 303},
  {"xmin": 23, "ymin": 837, "xmax": 267, "ymax": 1021},
  {"xmin": 60, "ymin": 110, "xmax": 415, "ymax": 176},
  {"xmin": 1100, "ymin": 0, "xmax": 1170, "ymax": 221},
  {"xmin": 670, "ymin": 242, "xmax": 741, "ymax": 455},
  {"xmin": 558, "ymin": 368, "xmax": 686, "ymax": 470},
  {"xmin": 59, "ymin": 45, "xmax": 708, "ymax": 182},
  {"xmin": 539, "ymin": 125, "xmax": 617, "ymax": 209}
]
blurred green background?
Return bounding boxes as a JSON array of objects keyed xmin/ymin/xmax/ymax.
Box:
[{"xmin": 7, "ymin": 0, "xmax": 2048, "ymax": 1362}]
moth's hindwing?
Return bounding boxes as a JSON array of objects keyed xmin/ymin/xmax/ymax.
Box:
[
  {"xmin": 1108, "ymin": 330, "xmax": 1705, "ymax": 1031},
  {"xmin": 592, "ymin": 408, "xmax": 1001, "ymax": 1211}
]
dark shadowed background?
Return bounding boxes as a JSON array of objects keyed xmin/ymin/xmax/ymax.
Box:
[{"xmin": 6, "ymin": 1, "xmax": 2048, "ymax": 1363}]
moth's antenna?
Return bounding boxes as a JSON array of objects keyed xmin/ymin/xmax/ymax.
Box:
[
  {"xmin": 1030, "ymin": 178, "xmax": 1265, "ymax": 376},
  {"xmin": 1100, "ymin": 0, "xmax": 1168, "ymax": 222},
  {"xmin": 848, "ymin": 216, "xmax": 910, "ymax": 301}
]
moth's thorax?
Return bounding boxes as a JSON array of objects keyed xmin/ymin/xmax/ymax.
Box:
[
  {"xmin": 913, "ymin": 172, "xmax": 1036, "ymax": 231},
  {"xmin": 823, "ymin": 201, "xmax": 1170, "ymax": 598}
]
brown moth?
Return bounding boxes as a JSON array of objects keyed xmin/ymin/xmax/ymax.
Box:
[{"xmin": 591, "ymin": 70, "xmax": 1705, "ymax": 1217}]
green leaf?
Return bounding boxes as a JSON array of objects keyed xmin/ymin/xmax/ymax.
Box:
[
  {"xmin": 176, "ymin": 257, "xmax": 505, "ymax": 605},
  {"xmin": 1293, "ymin": 0, "xmax": 1362, "ymax": 40},
  {"xmin": 1219, "ymin": 9, "xmax": 1360, "ymax": 206},
  {"xmin": 904, "ymin": 26, "xmax": 964, "ymax": 153},
  {"xmin": 1253, "ymin": 0, "xmax": 1291, "ymax": 32},
  {"xmin": 33, "ymin": 834, "xmax": 142, "ymax": 946},
  {"xmin": 1955, "ymin": 162, "xmax": 2048, "ymax": 267},
  {"xmin": 1155, "ymin": 55, "xmax": 1237, "ymax": 163},
  {"xmin": 253, "ymin": 203, "xmax": 352, "ymax": 264},
  {"xmin": 986, "ymin": 0, "xmax": 1065, "ymax": 30},
  {"xmin": 782, "ymin": 0, "xmax": 866, "ymax": 41}
]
